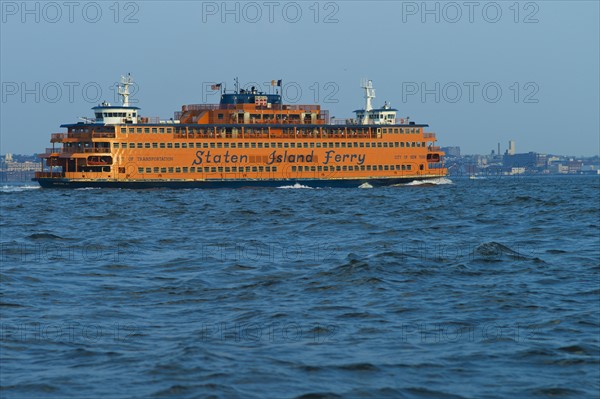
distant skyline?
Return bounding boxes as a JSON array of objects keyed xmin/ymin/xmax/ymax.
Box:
[{"xmin": 1, "ymin": 1, "xmax": 599, "ymax": 156}]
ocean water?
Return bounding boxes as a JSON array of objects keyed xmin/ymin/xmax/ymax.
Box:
[{"xmin": 1, "ymin": 176, "xmax": 599, "ymax": 399}]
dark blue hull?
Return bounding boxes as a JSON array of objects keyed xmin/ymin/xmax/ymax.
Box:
[{"xmin": 34, "ymin": 176, "xmax": 442, "ymax": 189}]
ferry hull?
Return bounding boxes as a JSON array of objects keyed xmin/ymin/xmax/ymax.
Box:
[{"xmin": 34, "ymin": 176, "xmax": 442, "ymax": 189}]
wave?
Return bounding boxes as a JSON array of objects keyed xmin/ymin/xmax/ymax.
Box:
[
  {"xmin": 404, "ymin": 177, "xmax": 454, "ymax": 186},
  {"xmin": 277, "ymin": 183, "xmax": 313, "ymax": 189},
  {"xmin": 0, "ymin": 184, "xmax": 40, "ymax": 193},
  {"xmin": 358, "ymin": 182, "xmax": 373, "ymax": 189}
]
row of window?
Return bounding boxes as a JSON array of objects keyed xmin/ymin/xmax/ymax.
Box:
[
  {"xmin": 120, "ymin": 127, "xmax": 423, "ymax": 135},
  {"xmin": 138, "ymin": 166, "xmax": 279, "ymax": 174},
  {"xmin": 115, "ymin": 141, "xmax": 428, "ymax": 149},
  {"xmin": 136, "ymin": 164, "xmax": 419, "ymax": 174}
]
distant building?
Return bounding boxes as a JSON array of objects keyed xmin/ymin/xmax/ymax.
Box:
[
  {"xmin": 442, "ymin": 146, "xmax": 461, "ymax": 157},
  {"xmin": 508, "ymin": 140, "xmax": 516, "ymax": 155},
  {"xmin": 503, "ymin": 152, "xmax": 547, "ymax": 169}
]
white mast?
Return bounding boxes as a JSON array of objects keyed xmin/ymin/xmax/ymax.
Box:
[
  {"xmin": 361, "ymin": 79, "xmax": 375, "ymax": 124},
  {"xmin": 118, "ymin": 73, "xmax": 133, "ymax": 106}
]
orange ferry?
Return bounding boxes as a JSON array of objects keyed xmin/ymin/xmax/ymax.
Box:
[{"xmin": 34, "ymin": 76, "xmax": 447, "ymax": 188}]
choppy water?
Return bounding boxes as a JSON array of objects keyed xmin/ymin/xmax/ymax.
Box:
[{"xmin": 1, "ymin": 176, "xmax": 599, "ymax": 399}]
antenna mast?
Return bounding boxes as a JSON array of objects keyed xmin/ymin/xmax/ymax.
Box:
[{"xmin": 118, "ymin": 73, "xmax": 133, "ymax": 106}]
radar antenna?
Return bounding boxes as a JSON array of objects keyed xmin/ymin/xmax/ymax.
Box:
[
  {"xmin": 360, "ymin": 79, "xmax": 376, "ymax": 124},
  {"xmin": 118, "ymin": 73, "xmax": 133, "ymax": 106}
]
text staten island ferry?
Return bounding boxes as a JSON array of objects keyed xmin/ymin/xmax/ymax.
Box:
[{"xmin": 34, "ymin": 76, "xmax": 447, "ymax": 188}]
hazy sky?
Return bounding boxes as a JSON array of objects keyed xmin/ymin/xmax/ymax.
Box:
[{"xmin": 1, "ymin": 1, "xmax": 599, "ymax": 156}]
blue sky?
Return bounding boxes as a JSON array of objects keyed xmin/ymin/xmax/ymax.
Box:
[{"xmin": 1, "ymin": 1, "xmax": 599, "ymax": 156}]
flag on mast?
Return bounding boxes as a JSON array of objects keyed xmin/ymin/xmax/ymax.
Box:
[
  {"xmin": 271, "ymin": 80, "xmax": 282, "ymax": 87},
  {"xmin": 211, "ymin": 83, "xmax": 222, "ymax": 90}
]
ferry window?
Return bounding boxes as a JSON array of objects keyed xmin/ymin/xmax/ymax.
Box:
[
  {"xmin": 252, "ymin": 167, "xmax": 257, "ymax": 172},
  {"xmin": 265, "ymin": 166, "xmax": 270, "ymax": 172},
  {"xmin": 128, "ymin": 128, "xmax": 134, "ymax": 133},
  {"xmin": 204, "ymin": 167, "xmax": 210, "ymax": 172},
  {"xmin": 203, "ymin": 143, "xmax": 208, "ymax": 148},
  {"xmin": 284, "ymin": 143, "xmax": 290, "ymax": 148},
  {"xmin": 323, "ymin": 166, "xmax": 329, "ymax": 171},
  {"xmin": 395, "ymin": 142, "xmax": 399, "ymax": 147},
  {"xmin": 136, "ymin": 128, "xmax": 142, "ymax": 133},
  {"xmin": 146, "ymin": 168, "xmax": 151, "ymax": 173},
  {"xmin": 166, "ymin": 128, "xmax": 171, "ymax": 133},
  {"xmin": 244, "ymin": 143, "xmax": 250, "ymax": 148},
  {"xmin": 182, "ymin": 143, "xmax": 188, "ymax": 148},
  {"xmin": 159, "ymin": 128, "xmax": 165, "ymax": 134},
  {"xmin": 366, "ymin": 165, "xmax": 371, "ymax": 171},
  {"xmin": 316, "ymin": 143, "xmax": 321, "ymax": 148},
  {"xmin": 311, "ymin": 166, "xmax": 316, "ymax": 172},
  {"xmin": 303, "ymin": 143, "xmax": 309, "ymax": 148},
  {"xmin": 384, "ymin": 165, "xmax": 389, "ymax": 171},
  {"xmin": 317, "ymin": 166, "xmax": 322, "ymax": 172},
  {"xmin": 251, "ymin": 143, "xmax": 256, "ymax": 148},
  {"xmin": 360, "ymin": 165, "xmax": 365, "ymax": 171},
  {"xmin": 277, "ymin": 143, "xmax": 283, "ymax": 148},
  {"xmin": 383, "ymin": 143, "xmax": 388, "ymax": 148},
  {"xmin": 383, "ymin": 129, "xmax": 387, "ymax": 134},
  {"xmin": 153, "ymin": 167, "xmax": 159, "ymax": 173},
  {"xmin": 217, "ymin": 143, "xmax": 222, "ymax": 148},
  {"xmin": 231, "ymin": 143, "xmax": 236, "ymax": 148},
  {"xmin": 245, "ymin": 167, "xmax": 251, "ymax": 172},
  {"xmin": 215, "ymin": 167, "xmax": 222, "ymax": 172},
  {"xmin": 195, "ymin": 143, "xmax": 201, "ymax": 148},
  {"xmin": 335, "ymin": 142, "xmax": 340, "ymax": 148},
  {"xmin": 258, "ymin": 166, "xmax": 264, "ymax": 172},
  {"xmin": 168, "ymin": 167, "xmax": 174, "ymax": 173},
  {"xmin": 341, "ymin": 142, "xmax": 346, "ymax": 148},
  {"xmin": 377, "ymin": 143, "xmax": 382, "ymax": 148},
  {"xmin": 411, "ymin": 142, "xmax": 416, "ymax": 147},
  {"xmin": 336, "ymin": 166, "xmax": 341, "ymax": 171},
  {"xmin": 232, "ymin": 167, "xmax": 237, "ymax": 172},
  {"xmin": 272, "ymin": 167, "xmax": 277, "ymax": 172},
  {"xmin": 145, "ymin": 143, "xmax": 151, "ymax": 148},
  {"xmin": 144, "ymin": 128, "xmax": 150, "ymax": 133},
  {"xmin": 160, "ymin": 167, "xmax": 167, "ymax": 173},
  {"xmin": 290, "ymin": 143, "xmax": 295, "ymax": 148},
  {"xmin": 342, "ymin": 166, "xmax": 347, "ymax": 171},
  {"xmin": 360, "ymin": 142, "xmax": 364, "ymax": 148},
  {"xmin": 113, "ymin": 143, "xmax": 119, "ymax": 148},
  {"xmin": 175, "ymin": 167, "xmax": 181, "ymax": 173},
  {"xmin": 130, "ymin": 143, "xmax": 136, "ymax": 149},
  {"xmin": 422, "ymin": 142, "xmax": 426, "ymax": 147},
  {"xmin": 310, "ymin": 143, "xmax": 315, "ymax": 148},
  {"xmin": 407, "ymin": 165, "xmax": 412, "ymax": 170},
  {"xmin": 378, "ymin": 165, "xmax": 383, "ymax": 171},
  {"xmin": 225, "ymin": 167, "xmax": 230, "ymax": 172},
  {"xmin": 167, "ymin": 143, "xmax": 173, "ymax": 148},
  {"xmin": 158, "ymin": 143, "xmax": 165, "ymax": 149},
  {"xmin": 217, "ymin": 114, "xmax": 224, "ymax": 120},
  {"xmin": 138, "ymin": 167, "xmax": 144, "ymax": 173},
  {"xmin": 152, "ymin": 143, "xmax": 158, "ymax": 148},
  {"xmin": 210, "ymin": 143, "xmax": 215, "ymax": 148},
  {"xmin": 400, "ymin": 142, "xmax": 405, "ymax": 148},
  {"xmin": 190, "ymin": 167, "xmax": 195, "ymax": 173},
  {"xmin": 292, "ymin": 166, "xmax": 297, "ymax": 172},
  {"xmin": 263, "ymin": 143, "xmax": 268, "ymax": 148},
  {"xmin": 183, "ymin": 167, "xmax": 188, "ymax": 173},
  {"xmin": 152, "ymin": 128, "xmax": 157, "ymax": 134}
]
